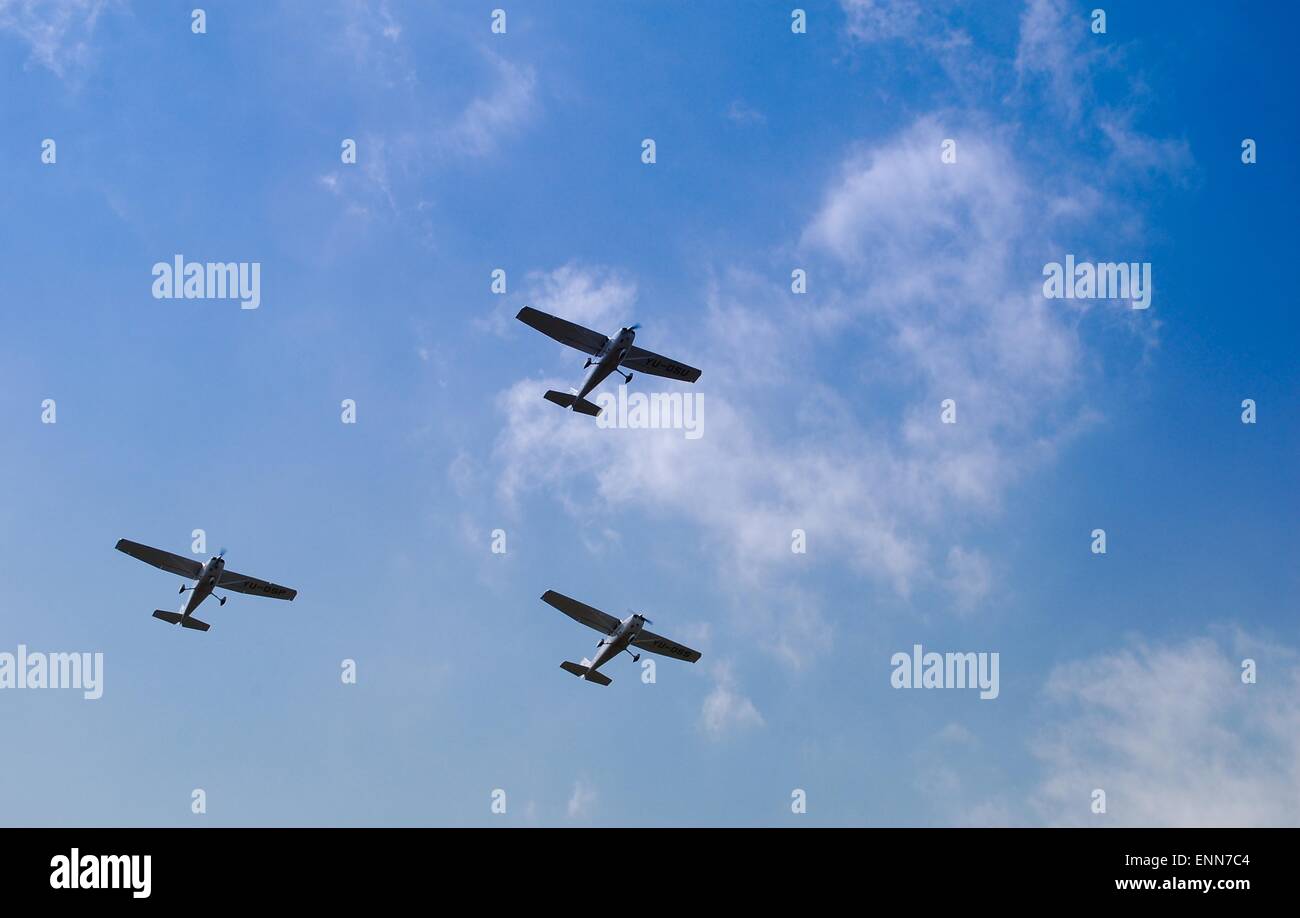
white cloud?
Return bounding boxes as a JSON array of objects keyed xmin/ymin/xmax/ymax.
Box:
[
  {"xmin": 491, "ymin": 365, "xmax": 923, "ymax": 601},
  {"xmin": 335, "ymin": 0, "xmax": 414, "ymax": 88},
  {"xmin": 566, "ymin": 778, "xmax": 598, "ymax": 819},
  {"xmin": 1014, "ymin": 0, "xmax": 1179, "ymax": 161},
  {"xmin": 799, "ymin": 114, "xmax": 1118, "ymax": 499},
  {"xmin": 1014, "ymin": 0, "xmax": 1097, "ymax": 124},
  {"xmin": 484, "ymin": 4, "xmax": 1186, "ymax": 675},
  {"xmin": 0, "ymin": 0, "xmax": 112, "ymax": 80},
  {"xmin": 936, "ymin": 722, "xmax": 975, "ymax": 745},
  {"xmin": 725, "ymin": 99, "xmax": 765, "ymax": 126},
  {"xmin": 316, "ymin": 45, "xmax": 537, "ymax": 238},
  {"xmin": 943, "ymin": 546, "xmax": 992, "ymax": 614},
  {"xmin": 476, "ymin": 262, "xmax": 636, "ymax": 341},
  {"xmin": 485, "ymin": 99, "xmax": 1136, "ymax": 672},
  {"xmin": 1032, "ymin": 632, "xmax": 1300, "ymax": 827},
  {"xmin": 699, "ymin": 661, "xmax": 764, "ymax": 738},
  {"xmin": 839, "ymin": 0, "xmax": 995, "ymax": 98},
  {"xmin": 488, "ymin": 136, "xmax": 1086, "ymax": 657},
  {"xmin": 446, "ymin": 53, "xmax": 537, "ymax": 158},
  {"xmin": 525, "ymin": 263, "xmax": 637, "ymax": 332},
  {"xmin": 841, "ymin": 0, "xmax": 924, "ymax": 44},
  {"xmin": 1096, "ymin": 112, "xmax": 1194, "ymax": 181},
  {"xmin": 330, "ymin": 0, "xmax": 536, "ymax": 150}
]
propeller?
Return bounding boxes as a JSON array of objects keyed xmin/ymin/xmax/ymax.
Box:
[
  {"xmin": 217, "ymin": 547, "xmax": 227, "ymax": 559},
  {"xmin": 630, "ymin": 610, "xmax": 653, "ymax": 625},
  {"xmin": 628, "ymin": 323, "xmax": 641, "ymax": 331}
]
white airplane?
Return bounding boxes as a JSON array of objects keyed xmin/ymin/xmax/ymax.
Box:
[
  {"xmin": 516, "ymin": 306, "xmax": 701, "ymax": 417},
  {"xmin": 115, "ymin": 538, "xmax": 297, "ymax": 632},
  {"xmin": 540, "ymin": 589, "xmax": 701, "ymax": 686}
]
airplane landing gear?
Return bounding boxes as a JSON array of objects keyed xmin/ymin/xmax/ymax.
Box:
[
  {"xmin": 217, "ymin": 596, "xmax": 227, "ymax": 606},
  {"xmin": 616, "ymin": 369, "xmax": 633, "ymax": 384}
]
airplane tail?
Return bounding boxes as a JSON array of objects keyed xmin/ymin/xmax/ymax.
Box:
[
  {"xmin": 153, "ymin": 610, "xmax": 210, "ymax": 632},
  {"xmin": 560, "ymin": 660, "xmax": 612, "ymax": 686},
  {"xmin": 544, "ymin": 390, "xmax": 602, "ymax": 417}
]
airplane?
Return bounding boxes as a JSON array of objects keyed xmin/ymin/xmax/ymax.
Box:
[
  {"xmin": 539, "ymin": 589, "xmax": 701, "ymax": 686},
  {"xmin": 115, "ymin": 538, "xmax": 297, "ymax": 632},
  {"xmin": 516, "ymin": 306, "xmax": 701, "ymax": 417}
]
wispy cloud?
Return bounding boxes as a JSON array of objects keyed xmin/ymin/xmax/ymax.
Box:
[
  {"xmin": 523, "ymin": 263, "xmax": 636, "ymax": 332},
  {"xmin": 445, "ymin": 52, "xmax": 537, "ymax": 157},
  {"xmin": 477, "ymin": 262, "xmax": 637, "ymax": 340},
  {"xmin": 943, "ymin": 546, "xmax": 993, "ymax": 614},
  {"xmin": 839, "ymin": 0, "xmax": 996, "ymax": 99},
  {"xmin": 490, "ymin": 112, "xmax": 1098, "ymax": 640},
  {"xmin": 1031, "ymin": 631, "xmax": 1300, "ymax": 827},
  {"xmin": 566, "ymin": 778, "xmax": 598, "ymax": 819},
  {"xmin": 484, "ymin": 2, "xmax": 1188, "ymax": 678},
  {"xmin": 334, "ymin": 0, "xmax": 413, "ymax": 88},
  {"xmin": 1014, "ymin": 0, "xmax": 1100, "ymax": 125},
  {"xmin": 699, "ymin": 661, "xmax": 764, "ymax": 738},
  {"xmin": 841, "ymin": 0, "xmax": 924, "ymax": 44},
  {"xmin": 0, "ymin": 0, "xmax": 114, "ymax": 80},
  {"xmin": 315, "ymin": 34, "xmax": 538, "ymax": 232},
  {"xmin": 725, "ymin": 99, "xmax": 765, "ymax": 126}
]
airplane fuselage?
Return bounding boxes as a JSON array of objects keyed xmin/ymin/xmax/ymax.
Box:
[
  {"xmin": 584, "ymin": 613, "xmax": 644, "ymax": 680},
  {"xmin": 183, "ymin": 556, "xmax": 225, "ymax": 617},
  {"xmin": 577, "ymin": 327, "xmax": 636, "ymax": 401}
]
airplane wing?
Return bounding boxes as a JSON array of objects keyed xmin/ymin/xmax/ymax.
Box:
[
  {"xmin": 115, "ymin": 539, "xmax": 202, "ymax": 579},
  {"xmin": 632, "ymin": 629, "xmax": 702, "ymax": 663},
  {"xmin": 620, "ymin": 346, "xmax": 702, "ymax": 383},
  {"xmin": 541, "ymin": 590, "xmax": 620, "ymax": 635},
  {"xmin": 217, "ymin": 570, "xmax": 297, "ymax": 601},
  {"xmin": 516, "ymin": 307, "xmax": 608, "ymax": 356}
]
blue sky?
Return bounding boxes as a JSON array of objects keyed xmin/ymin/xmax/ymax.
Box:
[{"xmin": 0, "ymin": 0, "xmax": 1296, "ymax": 827}]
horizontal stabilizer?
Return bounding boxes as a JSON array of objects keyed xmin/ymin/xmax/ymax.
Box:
[
  {"xmin": 560, "ymin": 661, "xmax": 612, "ymax": 686},
  {"xmin": 155, "ymin": 610, "xmax": 210, "ymax": 631},
  {"xmin": 544, "ymin": 390, "xmax": 602, "ymax": 417}
]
